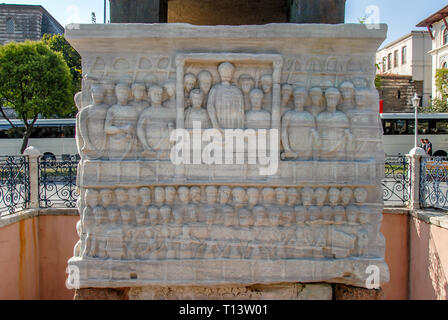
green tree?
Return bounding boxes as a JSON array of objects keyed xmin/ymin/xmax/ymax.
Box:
[
  {"xmin": 41, "ymin": 34, "xmax": 82, "ymax": 95},
  {"xmin": 435, "ymin": 68, "xmax": 448, "ymax": 99},
  {"xmin": 0, "ymin": 41, "xmax": 73, "ymax": 153}
]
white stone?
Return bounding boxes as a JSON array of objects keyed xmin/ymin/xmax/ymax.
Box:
[{"xmin": 65, "ymin": 23, "xmax": 389, "ymax": 290}]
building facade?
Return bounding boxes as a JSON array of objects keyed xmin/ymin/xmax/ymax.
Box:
[
  {"xmin": 417, "ymin": 5, "xmax": 448, "ymax": 100},
  {"xmin": 376, "ymin": 31, "xmax": 432, "ymax": 107},
  {"xmin": 0, "ymin": 4, "xmax": 64, "ymax": 45}
]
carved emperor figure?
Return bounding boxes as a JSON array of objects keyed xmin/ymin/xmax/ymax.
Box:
[
  {"xmin": 316, "ymin": 88, "xmax": 353, "ymax": 161},
  {"xmin": 77, "ymin": 84, "xmax": 109, "ymax": 159},
  {"xmin": 281, "ymin": 88, "xmax": 319, "ymax": 160},
  {"xmin": 207, "ymin": 62, "xmax": 245, "ymax": 129}
]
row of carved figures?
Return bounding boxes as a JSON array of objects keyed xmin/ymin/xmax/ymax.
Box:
[
  {"xmin": 76, "ymin": 222, "xmax": 377, "ymax": 261},
  {"xmin": 80, "ymin": 186, "xmax": 370, "ymax": 209},
  {"xmin": 77, "ymin": 61, "xmax": 380, "ymax": 161}
]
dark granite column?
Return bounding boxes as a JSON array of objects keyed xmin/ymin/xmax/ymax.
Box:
[
  {"xmin": 109, "ymin": 0, "xmax": 168, "ymax": 23},
  {"xmin": 289, "ymin": 0, "xmax": 346, "ymax": 24}
]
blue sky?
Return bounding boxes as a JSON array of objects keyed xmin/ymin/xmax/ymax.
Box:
[{"xmin": 1, "ymin": 0, "xmax": 447, "ymax": 47}]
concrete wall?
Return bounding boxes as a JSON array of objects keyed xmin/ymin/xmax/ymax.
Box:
[{"xmin": 0, "ymin": 210, "xmax": 447, "ymax": 299}]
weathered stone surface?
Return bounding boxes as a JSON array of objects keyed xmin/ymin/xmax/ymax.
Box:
[
  {"xmin": 298, "ymin": 283, "xmax": 333, "ymax": 300},
  {"xmin": 333, "ymin": 284, "xmax": 384, "ymax": 300},
  {"xmin": 289, "ymin": 0, "xmax": 346, "ymax": 24},
  {"xmin": 74, "ymin": 288, "xmax": 129, "ymax": 300},
  {"xmin": 65, "ymin": 23, "xmax": 389, "ymax": 291},
  {"xmin": 109, "ymin": 0, "xmax": 167, "ymax": 23}
]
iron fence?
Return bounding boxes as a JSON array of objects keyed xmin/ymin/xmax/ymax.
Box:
[
  {"xmin": 382, "ymin": 155, "xmax": 411, "ymax": 206},
  {"xmin": 420, "ymin": 156, "xmax": 448, "ymax": 210},
  {"xmin": 0, "ymin": 156, "xmax": 30, "ymax": 215},
  {"xmin": 39, "ymin": 155, "xmax": 79, "ymax": 208}
]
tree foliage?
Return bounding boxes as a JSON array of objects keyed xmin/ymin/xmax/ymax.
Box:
[
  {"xmin": 41, "ymin": 33, "xmax": 82, "ymax": 94},
  {"xmin": 420, "ymin": 98, "xmax": 448, "ymax": 113},
  {"xmin": 0, "ymin": 41, "xmax": 73, "ymax": 153},
  {"xmin": 435, "ymin": 68, "xmax": 448, "ymax": 99}
]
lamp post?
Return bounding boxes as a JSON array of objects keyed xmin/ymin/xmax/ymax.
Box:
[{"xmin": 409, "ymin": 93, "xmax": 426, "ymax": 156}]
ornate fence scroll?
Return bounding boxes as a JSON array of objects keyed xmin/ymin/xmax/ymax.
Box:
[
  {"xmin": 382, "ymin": 155, "xmax": 411, "ymax": 206},
  {"xmin": 39, "ymin": 155, "xmax": 79, "ymax": 208},
  {"xmin": 420, "ymin": 156, "xmax": 448, "ymax": 210},
  {"xmin": 0, "ymin": 156, "xmax": 30, "ymax": 215}
]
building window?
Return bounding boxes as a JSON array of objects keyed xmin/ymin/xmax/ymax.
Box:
[
  {"xmin": 443, "ymin": 61, "xmax": 448, "ymax": 69},
  {"xmin": 387, "ymin": 53, "xmax": 392, "ymax": 70},
  {"xmin": 382, "ymin": 57, "xmax": 386, "ymax": 72},
  {"xmin": 393, "ymin": 50, "xmax": 399, "ymax": 68},
  {"xmin": 402, "ymin": 46, "xmax": 407, "ymax": 65},
  {"xmin": 6, "ymin": 18, "xmax": 15, "ymax": 33}
]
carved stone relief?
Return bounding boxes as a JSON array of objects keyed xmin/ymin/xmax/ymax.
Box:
[{"xmin": 66, "ymin": 23, "xmax": 389, "ymax": 289}]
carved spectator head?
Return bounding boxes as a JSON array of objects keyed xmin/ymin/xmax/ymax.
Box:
[
  {"xmin": 223, "ymin": 206, "xmax": 235, "ymax": 227},
  {"xmin": 309, "ymin": 87, "xmax": 323, "ymax": 107},
  {"xmin": 190, "ymin": 187, "xmax": 201, "ymax": 203},
  {"xmin": 281, "ymin": 84, "xmax": 293, "ymax": 105},
  {"xmin": 91, "ymin": 84, "xmax": 105, "ymax": 105},
  {"xmin": 287, "ymin": 188, "xmax": 298, "ymax": 206},
  {"xmin": 301, "ymin": 187, "xmax": 314, "ymax": 206},
  {"xmin": 328, "ymin": 188, "xmax": 340, "ymax": 207},
  {"xmin": 276, "ymin": 188, "xmax": 287, "ymax": 206},
  {"xmin": 178, "ymin": 187, "xmax": 190, "ymax": 204},
  {"xmin": 249, "ymin": 88, "xmax": 264, "ymax": 111},
  {"xmin": 315, "ymin": 188, "xmax": 327, "ymax": 207},
  {"xmin": 190, "ymin": 89, "xmax": 204, "ymax": 109},
  {"xmin": 262, "ymin": 187, "xmax": 276, "ymax": 206},
  {"xmin": 128, "ymin": 188, "xmax": 141, "ymax": 205},
  {"xmin": 154, "ymin": 187, "xmax": 165, "ymax": 205},
  {"xmin": 325, "ymin": 88, "xmax": 341, "ymax": 111},
  {"xmin": 85, "ymin": 189, "xmax": 100, "ymax": 208},
  {"xmin": 100, "ymin": 189, "xmax": 115, "ymax": 207},
  {"xmin": 218, "ymin": 186, "xmax": 231, "ymax": 204},
  {"xmin": 354, "ymin": 188, "xmax": 368, "ymax": 204},
  {"xmin": 205, "ymin": 186, "xmax": 218, "ymax": 205},
  {"xmin": 341, "ymin": 187, "xmax": 353, "ymax": 206},
  {"xmin": 115, "ymin": 188, "xmax": 129, "ymax": 206},
  {"xmin": 239, "ymin": 74, "xmax": 255, "ymax": 95},
  {"xmin": 148, "ymin": 206, "xmax": 160, "ymax": 225},
  {"xmin": 293, "ymin": 87, "xmax": 307, "ymax": 111},
  {"xmin": 232, "ymin": 187, "xmax": 246, "ymax": 205},
  {"xmin": 198, "ymin": 70, "xmax": 213, "ymax": 95},
  {"xmin": 355, "ymin": 88, "xmax": 370, "ymax": 109},
  {"xmin": 131, "ymin": 83, "xmax": 146, "ymax": 101},
  {"xmin": 280, "ymin": 210, "xmax": 295, "ymax": 227},
  {"xmin": 148, "ymin": 85, "xmax": 163, "ymax": 106},
  {"xmin": 239, "ymin": 208, "xmax": 253, "ymax": 227},
  {"xmin": 261, "ymin": 74, "xmax": 273, "ymax": 94},
  {"xmin": 184, "ymin": 73, "xmax": 196, "ymax": 93},
  {"xmin": 163, "ymin": 80, "xmax": 176, "ymax": 99},
  {"xmin": 165, "ymin": 187, "xmax": 177, "ymax": 205},
  {"xmin": 253, "ymin": 206, "xmax": 267, "ymax": 227},
  {"xmin": 247, "ymin": 188, "xmax": 260, "ymax": 208},
  {"xmin": 139, "ymin": 187, "xmax": 152, "ymax": 206},
  {"xmin": 339, "ymin": 81, "xmax": 355, "ymax": 101},
  {"xmin": 115, "ymin": 83, "xmax": 130, "ymax": 105},
  {"xmin": 218, "ymin": 62, "xmax": 236, "ymax": 83},
  {"xmin": 160, "ymin": 205, "xmax": 172, "ymax": 224}
]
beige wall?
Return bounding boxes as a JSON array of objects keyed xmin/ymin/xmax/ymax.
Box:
[
  {"xmin": 1, "ymin": 211, "xmax": 448, "ymax": 300},
  {"xmin": 0, "ymin": 213, "xmax": 78, "ymax": 300},
  {"xmin": 381, "ymin": 213, "xmax": 409, "ymax": 300},
  {"xmin": 409, "ymin": 217, "xmax": 448, "ymax": 299}
]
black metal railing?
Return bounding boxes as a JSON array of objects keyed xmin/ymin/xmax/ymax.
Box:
[
  {"xmin": 0, "ymin": 156, "xmax": 30, "ymax": 215},
  {"xmin": 420, "ymin": 156, "xmax": 448, "ymax": 210},
  {"xmin": 382, "ymin": 155, "xmax": 411, "ymax": 206},
  {"xmin": 38, "ymin": 155, "xmax": 79, "ymax": 208}
]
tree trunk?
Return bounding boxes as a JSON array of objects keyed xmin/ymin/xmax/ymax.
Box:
[{"xmin": 20, "ymin": 126, "xmax": 33, "ymax": 154}]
